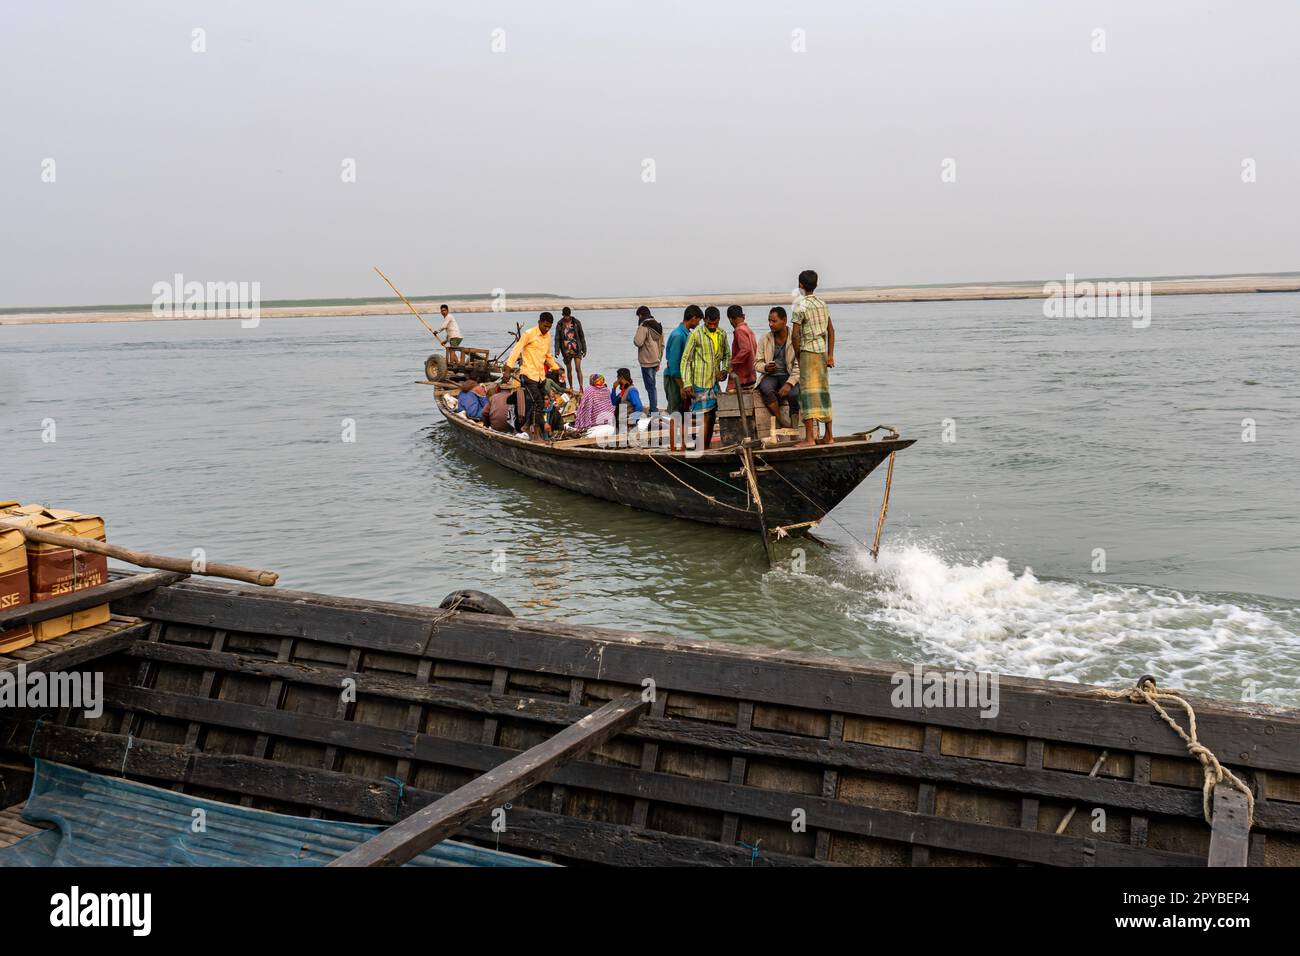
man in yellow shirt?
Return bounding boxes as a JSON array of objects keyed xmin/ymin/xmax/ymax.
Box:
[{"xmin": 505, "ymin": 312, "xmax": 563, "ymax": 441}]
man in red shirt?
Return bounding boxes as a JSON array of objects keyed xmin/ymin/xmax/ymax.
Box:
[{"xmin": 726, "ymin": 305, "xmax": 757, "ymax": 391}]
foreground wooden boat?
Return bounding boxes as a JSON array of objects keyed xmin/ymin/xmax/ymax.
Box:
[
  {"xmin": 433, "ymin": 383, "xmax": 915, "ymax": 534},
  {"xmin": 2, "ymin": 573, "xmax": 1298, "ymax": 866}
]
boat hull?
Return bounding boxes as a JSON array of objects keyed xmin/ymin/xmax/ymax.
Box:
[{"xmin": 437, "ymin": 399, "xmax": 914, "ymax": 532}]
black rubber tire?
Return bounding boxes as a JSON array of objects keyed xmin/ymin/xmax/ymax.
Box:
[
  {"xmin": 425, "ymin": 353, "xmax": 448, "ymax": 381},
  {"xmin": 440, "ymin": 589, "xmax": 513, "ymax": 617}
]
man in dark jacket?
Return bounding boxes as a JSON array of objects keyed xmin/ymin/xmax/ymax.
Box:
[{"xmin": 632, "ymin": 305, "xmax": 664, "ymax": 413}]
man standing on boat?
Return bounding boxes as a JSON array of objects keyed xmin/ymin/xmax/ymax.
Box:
[
  {"xmin": 663, "ymin": 305, "xmax": 700, "ymax": 419},
  {"xmin": 553, "ymin": 307, "xmax": 587, "ymax": 392},
  {"xmin": 436, "ymin": 304, "xmax": 462, "ymax": 347},
  {"xmin": 791, "ymin": 270, "xmax": 835, "ymax": 446},
  {"xmin": 505, "ymin": 312, "xmax": 563, "ymax": 442},
  {"xmin": 632, "ymin": 306, "xmax": 664, "ymax": 414},
  {"xmin": 680, "ymin": 306, "xmax": 731, "ymax": 449},
  {"xmin": 726, "ymin": 305, "xmax": 757, "ymax": 392}
]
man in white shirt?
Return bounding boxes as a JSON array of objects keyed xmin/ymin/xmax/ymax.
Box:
[{"xmin": 436, "ymin": 304, "xmax": 462, "ymax": 346}]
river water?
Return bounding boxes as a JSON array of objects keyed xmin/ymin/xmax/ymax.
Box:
[{"xmin": 2, "ymin": 293, "xmax": 1297, "ymax": 704}]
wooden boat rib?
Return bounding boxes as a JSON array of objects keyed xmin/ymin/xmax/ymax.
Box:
[
  {"xmin": 2, "ymin": 575, "xmax": 1298, "ymax": 866},
  {"xmin": 433, "ymin": 384, "xmax": 915, "ymax": 533}
]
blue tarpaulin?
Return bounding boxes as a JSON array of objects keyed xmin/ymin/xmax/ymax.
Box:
[{"xmin": 0, "ymin": 760, "xmax": 554, "ymax": 867}]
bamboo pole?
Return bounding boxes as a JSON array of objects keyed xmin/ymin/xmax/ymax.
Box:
[
  {"xmin": 0, "ymin": 519, "xmax": 278, "ymax": 586},
  {"xmin": 869, "ymin": 451, "xmax": 897, "ymax": 562},
  {"xmin": 374, "ymin": 266, "xmax": 447, "ymax": 344},
  {"xmin": 733, "ymin": 387, "xmax": 775, "ymax": 566}
]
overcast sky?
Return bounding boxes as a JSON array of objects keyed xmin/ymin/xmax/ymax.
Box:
[{"xmin": 2, "ymin": 0, "xmax": 1296, "ymax": 307}]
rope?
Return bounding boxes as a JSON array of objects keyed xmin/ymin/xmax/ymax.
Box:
[
  {"xmin": 737, "ymin": 838, "xmax": 761, "ymax": 866},
  {"xmin": 647, "ymin": 455, "xmax": 753, "ymax": 514},
  {"xmin": 383, "ymin": 775, "xmax": 406, "ymax": 815},
  {"xmin": 419, "ymin": 595, "xmax": 464, "ymax": 655},
  {"xmin": 755, "ymin": 454, "xmax": 872, "ymax": 550},
  {"xmin": 1099, "ymin": 677, "xmax": 1255, "ymax": 827},
  {"xmin": 26, "ymin": 717, "xmax": 45, "ymax": 757}
]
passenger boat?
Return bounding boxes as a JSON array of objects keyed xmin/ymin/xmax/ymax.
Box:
[
  {"xmin": 2, "ymin": 572, "xmax": 1296, "ymax": 866},
  {"xmin": 431, "ymin": 381, "xmax": 915, "ymax": 536}
]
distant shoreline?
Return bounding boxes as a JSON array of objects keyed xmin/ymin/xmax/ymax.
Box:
[{"xmin": 3, "ymin": 274, "xmax": 1297, "ymax": 326}]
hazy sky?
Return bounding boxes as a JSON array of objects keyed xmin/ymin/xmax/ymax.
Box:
[{"xmin": 2, "ymin": 1, "xmax": 1297, "ymax": 306}]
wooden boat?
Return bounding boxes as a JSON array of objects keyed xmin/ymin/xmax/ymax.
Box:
[
  {"xmin": 2, "ymin": 572, "xmax": 1297, "ymax": 866},
  {"xmin": 432, "ymin": 382, "xmax": 915, "ymax": 535}
]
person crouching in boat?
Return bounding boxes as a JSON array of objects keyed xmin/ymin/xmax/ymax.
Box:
[
  {"xmin": 484, "ymin": 369, "xmax": 521, "ymax": 433},
  {"xmin": 680, "ymin": 306, "xmax": 731, "ymax": 449},
  {"xmin": 611, "ymin": 367, "xmax": 646, "ymax": 424},
  {"xmin": 574, "ymin": 373, "xmax": 615, "ymax": 432},
  {"xmin": 791, "ymin": 269, "xmax": 835, "ymax": 446},
  {"xmin": 756, "ymin": 306, "xmax": 800, "ymax": 429},
  {"xmin": 455, "ymin": 378, "xmax": 489, "ymax": 421},
  {"xmin": 663, "ymin": 305, "xmax": 701, "ymax": 419},
  {"xmin": 505, "ymin": 312, "xmax": 564, "ymax": 442}
]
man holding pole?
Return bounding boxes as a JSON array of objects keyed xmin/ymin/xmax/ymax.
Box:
[
  {"xmin": 505, "ymin": 312, "xmax": 563, "ymax": 442},
  {"xmin": 436, "ymin": 304, "xmax": 463, "ymax": 347}
]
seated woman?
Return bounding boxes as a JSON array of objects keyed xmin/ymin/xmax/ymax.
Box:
[
  {"xmin": 455, "ymin": 378, "xmax": 489, "ymax": 420},
  {"xmin": 610, "ymin": 367, "xmax": 646, "ymax": 423},
  {"xmin": 573, "ymin": 373, "xmax": 615, "ymax": 431}
]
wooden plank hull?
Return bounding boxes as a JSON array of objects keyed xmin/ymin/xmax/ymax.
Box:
[
  {"xmin": 437, "ymin": 398, "xmax": 914, "ymax": 531},
  {"xmin": 2, "ymin": 577, "xmax": 1296, "ymax": 867}
]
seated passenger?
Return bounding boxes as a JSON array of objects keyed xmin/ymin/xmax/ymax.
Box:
[
  {"xmin": 610, "ymin": 367, "xmax": 646, "ymax": 422},
  {"xmin": 486, "ymin": 387, "xmax": 514, "ymax": 434},
  {"xmin": 456, "ymin": 379, "xmax": 489, "ymax": 420},
  {"xmin": 756, "ymin": 307, "xmax": 800, "ymax": 428},
  {"xmin": 573, "ymin": 373, "xmax": 615, "ymax": 431}
]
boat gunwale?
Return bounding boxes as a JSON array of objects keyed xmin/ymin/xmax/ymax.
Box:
[{"xmin": 117, "ymin": 573, "xmax": 1300, "ymax": 725}]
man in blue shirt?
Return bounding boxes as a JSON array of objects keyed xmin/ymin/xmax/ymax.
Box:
[{"xmin": 663, "ymin": 305, "xmax": 701, "ymax": 416}]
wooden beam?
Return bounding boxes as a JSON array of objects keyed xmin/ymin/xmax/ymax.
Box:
[
  {"xmin": 0, "ymin": 571, "xmax": 185, "ymax": 630},
  {"xmin": 1207, "ymin": 785, "xmax": 1251, "ymax": 867},
  {"xmin": 329, "ymin": 694, "xmax": 650, "ymax": 866}
]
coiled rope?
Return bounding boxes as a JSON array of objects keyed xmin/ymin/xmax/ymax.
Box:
[{"xmin": 1099, "ymin": 676, "xmax": 1255, "ymax": 827}]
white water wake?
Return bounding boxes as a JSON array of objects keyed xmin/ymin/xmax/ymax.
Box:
[{"xmin": 848, "ymin": 545, "xmax": 1300, "ymax": 706}]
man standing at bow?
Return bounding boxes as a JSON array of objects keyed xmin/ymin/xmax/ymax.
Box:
[{"xmin": 791, "ymin": 269, "xmax": 835, "ymax": 446}]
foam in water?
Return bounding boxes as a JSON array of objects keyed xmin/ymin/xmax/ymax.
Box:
[{"xmin": 852, "ymin": 544, "xmax": 1300, "ymax": 706}]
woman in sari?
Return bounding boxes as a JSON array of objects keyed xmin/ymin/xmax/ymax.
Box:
[{"xmin": 573, "ymin": 373, "xmax": 615, "ymax": 431}]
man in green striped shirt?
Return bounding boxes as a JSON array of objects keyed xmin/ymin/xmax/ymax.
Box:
[{"xmin": 680, "ymin": 306, "xmax": 732, "ymax": 449}]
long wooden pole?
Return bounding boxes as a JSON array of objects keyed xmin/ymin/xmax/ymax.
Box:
[
  {"xmin": 0, "ymin": 519, "xmax": 278, "ymax": 587},
  {"xmin": 733, "ymin": 388, "xmax": 774, "ymax": 566},
  {"xmin": 374, "ymin": 266, "xmax": 447, "ymax": 344}
]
